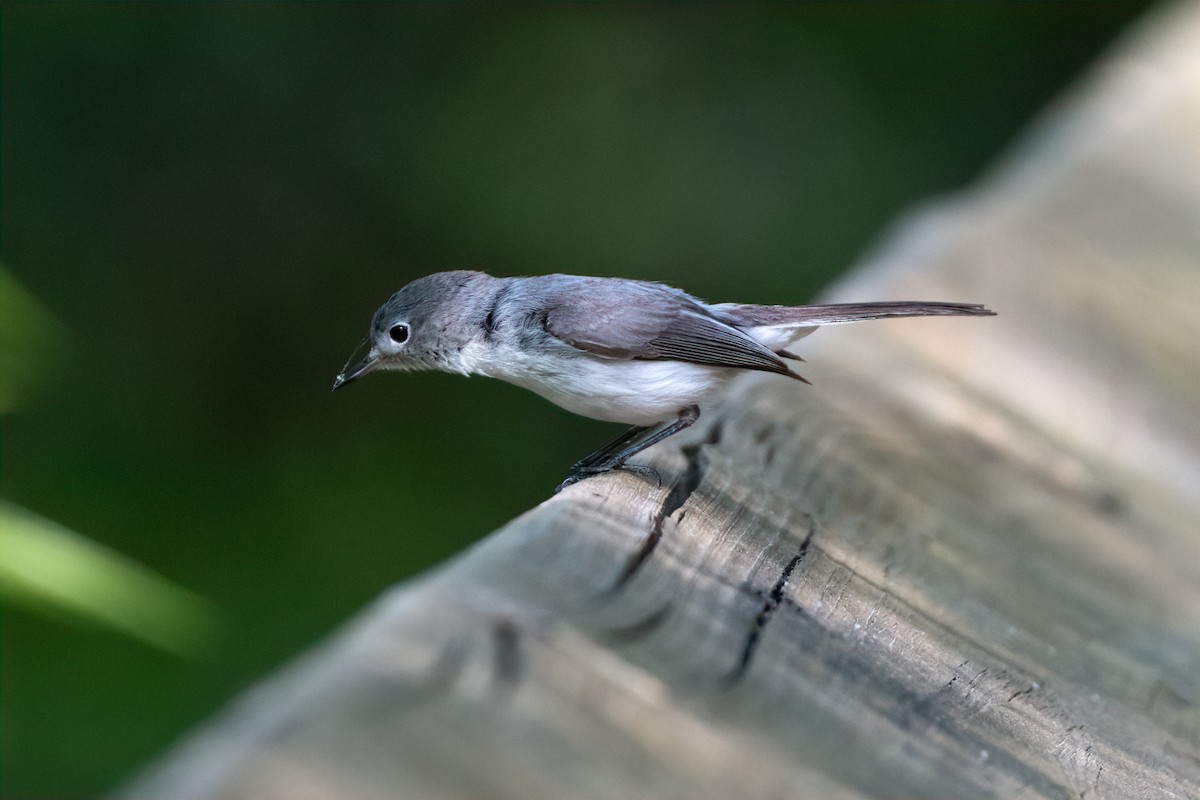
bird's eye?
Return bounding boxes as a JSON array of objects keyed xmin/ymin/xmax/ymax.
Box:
[{"xmin": 389, "ymin": 324, "xmax": 410, "ymax": 344}]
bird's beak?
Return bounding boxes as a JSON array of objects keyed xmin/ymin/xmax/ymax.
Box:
[{"xmin": 332, "ymin": 338, "xmax": 378, "ymax": 391}]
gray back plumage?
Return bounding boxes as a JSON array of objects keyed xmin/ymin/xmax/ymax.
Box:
[{"xmin": 530, "ymin": 275, "xmax": 801, "ymax": 378}]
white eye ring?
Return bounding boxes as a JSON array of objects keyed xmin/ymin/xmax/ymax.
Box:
[{"xmin": 389, "ymin": 324, "xmax": 410, "ymax": 344}]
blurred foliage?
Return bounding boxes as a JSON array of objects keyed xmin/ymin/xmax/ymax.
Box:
[
  {"xmin": 1, "ymin": 3, "xmax": 1154, "ymax": 797},
  {"xmin": 0, "ymin": 501, "xmax": 216, "ymax": 657}
]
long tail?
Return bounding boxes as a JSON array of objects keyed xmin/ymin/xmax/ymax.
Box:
[{"xmin": 711, "ymin": 300, "xmax": 995, "ymax": 327}]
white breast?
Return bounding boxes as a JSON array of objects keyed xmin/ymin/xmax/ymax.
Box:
[{"xmin": 456, "ymin": 341, "xmax": 729, "ymax": 426}]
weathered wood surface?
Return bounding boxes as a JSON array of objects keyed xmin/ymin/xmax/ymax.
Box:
[{"xmin": 121, "ymin": 4, "xmax": 1200, "ymax": 799}]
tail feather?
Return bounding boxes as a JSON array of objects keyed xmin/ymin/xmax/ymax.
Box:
[{"xmin": 711, "ymin": 301, "xmax": 995, "ymax": 328}]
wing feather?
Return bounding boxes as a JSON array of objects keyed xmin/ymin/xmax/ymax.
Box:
[{"xmin": 542, "ymin": 278, "xmax": 801, "ymax": 379}]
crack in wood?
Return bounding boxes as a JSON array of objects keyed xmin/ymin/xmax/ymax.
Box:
[
  {"xmin": 491, "ymin": 617, "xmax": 522, "ymax": 694},
  {"xmin": 596, "ymin": 603, "xmax": 674, "ymax": 645},
  {"xmin": 723, "ymin": 520, "xmax": 816, "ymax": 685},
  {"xmin": 1007, "ymin": 685, "xmax": 1036, "ymax": 703},
  {"xmin": 605, "ymin": 421, "xmax": 722, "ymax": 593},
  {"xmin": 357, "ymin": 634, "xmax": 473, "ymax": 720}
]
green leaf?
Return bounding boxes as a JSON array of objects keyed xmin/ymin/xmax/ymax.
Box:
[{"xmin": 0, "ymin": 501, "xmax": 218, "ymax": 657}]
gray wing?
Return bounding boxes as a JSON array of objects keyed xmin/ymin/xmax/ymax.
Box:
[{"xmin": 541, "ymin": 277, "xmax": 802, "ymax": 379}]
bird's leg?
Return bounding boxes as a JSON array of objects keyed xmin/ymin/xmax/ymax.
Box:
[
  {"xmin": 602, "ymin": 404, "xmax": 700, "ymax": 469},
  {"xmin": 556, "ymin": 405, "xmax": 701, "ymax": 492},
  {"xmin": 557, "ymin": 424, "xmax": 652, "ymax": 494},
  {"xmin": 568, "ymin": 424, "xmax": 651, "ymax": 473}
]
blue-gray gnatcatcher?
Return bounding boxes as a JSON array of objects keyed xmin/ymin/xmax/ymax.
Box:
[{"xmin": 334, "ymin": 271, "xmax": 993, "ymax": 490}]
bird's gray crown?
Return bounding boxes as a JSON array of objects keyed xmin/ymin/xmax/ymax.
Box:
[{"xmin": 370, "ymin": 270, "xmax": 491, "ymax": 340}]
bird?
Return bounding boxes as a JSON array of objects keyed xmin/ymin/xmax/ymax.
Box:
[{"xmin": 333, "ymin": 271, "xmax": 994, "ymax": 491}]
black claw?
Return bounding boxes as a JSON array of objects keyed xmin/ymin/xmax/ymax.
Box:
[
  {"xmin": 555, "ymin": 461, "xmax": 663, "ymax": 493},
  {"xmin": 619, "ymin": 463, "xmax": 662, "ymax": 487},
  {"xmin": 556, "ymin": 462, "xmax": 614, "ymax": 493},
  {"xmin": 556, "ymin": 406, "xmax": 700, "ymax": 494}
]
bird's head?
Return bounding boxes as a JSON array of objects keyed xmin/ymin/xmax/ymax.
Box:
[{"xmin": 332, "ymin": 270, "xmax": 491, "ymax": 390}]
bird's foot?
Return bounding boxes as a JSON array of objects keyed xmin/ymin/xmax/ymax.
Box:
[{"xmin": 554, "ymin": 462, "xmax": 662, "ymax": 494}]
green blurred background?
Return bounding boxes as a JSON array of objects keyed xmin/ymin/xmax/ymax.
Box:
[{"xmin": 1, "ymin": 3, "xmax": 1156, "ymax": 796}]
